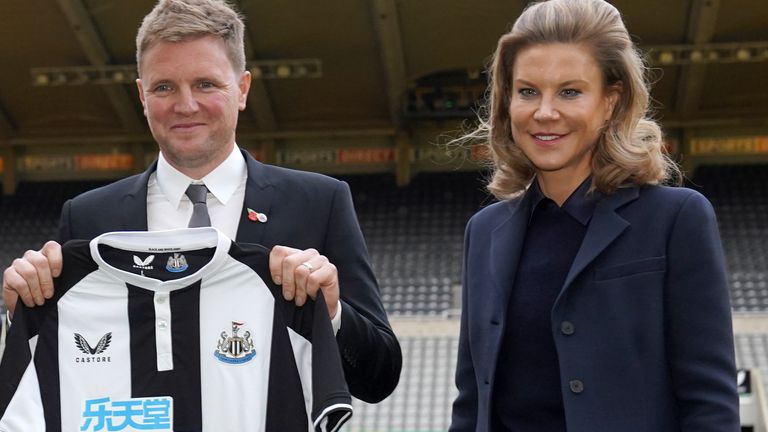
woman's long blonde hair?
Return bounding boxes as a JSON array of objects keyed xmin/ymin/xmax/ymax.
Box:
[{"xmin": 473, "ymin": 0, "xmax": 680, "ymax": 200}]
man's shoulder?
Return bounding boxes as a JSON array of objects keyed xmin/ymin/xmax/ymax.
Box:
[
  {"xmin": 251, "ymin": 161, "xmax": 345, "ymax": 193},
  {"xmin": 256, "ymin": 161, "xmax": 341, "ymax": 184},
  {"xmin": 67, "ymin": 172, "xmax": 148, "ymax": 206}
]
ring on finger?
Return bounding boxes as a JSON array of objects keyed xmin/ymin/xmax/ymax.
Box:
[{"xmin": 301, "ymin": 261, "xmax": 314, "ymax": 273}]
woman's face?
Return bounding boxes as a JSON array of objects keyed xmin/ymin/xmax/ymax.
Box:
[{"xmin": 508, "ymin": 43, "xmax": 619, "ymax": 182}]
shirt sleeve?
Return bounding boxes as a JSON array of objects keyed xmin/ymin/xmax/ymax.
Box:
[
  {"xmin": 310, "ymin": 291, "xmax": 352, "ymax": 432},
  {"xmin": 0, "ymin": 301, "xmax": 46, "ymax": 432},
  {"xmin": 330, "ymin": 300, "xmax": 342, "ymax": 335}
]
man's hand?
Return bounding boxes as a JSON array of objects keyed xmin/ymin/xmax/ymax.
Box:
[
  {"xmin": 2, "ymin": 241, "xmax": 63, "ymax": 315},
  {"xmin": 269, "ymin": 246, "xmax": 339, "ymax": 319}
]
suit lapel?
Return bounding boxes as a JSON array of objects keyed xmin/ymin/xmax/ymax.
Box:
[
  {"xmin": 119, "ymin": 162, "xmax": 155, "ymax": 231},
  {"xmin": 558, "ymin": 187, "xmax": 639, "ymax": 297},
  {"xmin": 235, "ymin": 150, "xmax": 275, "ymax": 244},
  {"xmin": 489, "ymin": 193, "xmax": 535, "ymax": 320}
]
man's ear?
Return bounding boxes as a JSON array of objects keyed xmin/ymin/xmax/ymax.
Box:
[
  {"xmin": 238, "ymin": 71, "xmax": 252, "ymax": 111},
  {"xmin": 136, "ymin": 79, "xmax": 147, "ymax": 116}
]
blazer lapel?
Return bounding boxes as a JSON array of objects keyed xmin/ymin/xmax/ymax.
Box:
[
  {"xmin": 558, "ymin": 187, "xmax": 639, "ymax": 296},
  {"xmin": 489, "ymin": 193, "xmax": 535, "ymax": 320},
  {"xmin": 235, "ymin": 150, "xmax": 275, "ymax": 244},
  {"xmin": 119, "ymin": 162, "xmax": 155, "ymax": 231}
]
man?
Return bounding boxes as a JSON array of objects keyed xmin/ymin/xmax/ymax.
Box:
[{"xmin": 2, "ymin": 0, "xmax": 401, "ymax": 403}]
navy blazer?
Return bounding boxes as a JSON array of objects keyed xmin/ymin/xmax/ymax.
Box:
[
  {"xmin": 57, "ymin": 149, "xmax": 402, "ymax": 403},
  {"xmin": 450, "ymin": 184, "xmax": 739, "ymax": 431}
]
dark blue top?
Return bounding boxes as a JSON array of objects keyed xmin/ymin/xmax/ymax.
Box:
[{"xmin": 492, "ymin": 177, "xmax": 599, "ymax": 431}]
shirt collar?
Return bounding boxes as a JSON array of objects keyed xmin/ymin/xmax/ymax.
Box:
[
  {"xmin": 156, "ymin": 145, "xmax": 247, "ymax": 209},
  {"xmin": 527, "ymin": 176, "xmax": 600, "ymax": 226}
]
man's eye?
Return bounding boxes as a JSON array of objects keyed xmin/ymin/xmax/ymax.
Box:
[
  {"xmin": 153, "ymin": 84, "xmax": 172, "ymax": 93},
  {"xmin": 198, "ymin": 81, "xmax": 215, "ymax": 89}
]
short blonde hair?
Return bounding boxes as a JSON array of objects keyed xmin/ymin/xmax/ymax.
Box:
[
  {"xmin": 476, "ymin": 0, "xmax": 680, "ymax": 200},
  {"xmin": 136, "ymin": 0, "xmax": 246, "ymax": 74}
]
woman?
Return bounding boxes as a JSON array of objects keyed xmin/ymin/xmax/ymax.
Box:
[{"xmin": 449, "ymin": 0, "xmax": 739, "ymax": 431}]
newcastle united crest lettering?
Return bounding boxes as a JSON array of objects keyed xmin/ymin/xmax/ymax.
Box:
[{"xmin": 214, "ymin": 321, "xmax": 256, "ymax": 364}]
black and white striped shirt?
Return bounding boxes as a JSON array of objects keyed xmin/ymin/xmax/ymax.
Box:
[{"xmin": 0, "ymin": 227, "xmax": 352, "ymax": 432}]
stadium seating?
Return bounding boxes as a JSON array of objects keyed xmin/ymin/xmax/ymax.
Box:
[
  {"xmin": 0, "ymin": 181, "xmax": 106, "ymax": 271},
  {"xmin": 344, "ymin": 171, "xmax": 488, "ymax": 316},
  {"xmin": 348, "ymin": 334, "xmax": 459, "ymax": 431},
  {"xmin": 691, "ymin": 165, "xmax": 768, "ymax": 312},
  {"xmin": 0, "ymin": 165, "xmax": 767, "ymax": 431}
]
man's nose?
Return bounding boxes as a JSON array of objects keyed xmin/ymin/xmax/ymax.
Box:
[{"xmin": 174, "ymin": 87, "xmax": 199, "ymax": 114}]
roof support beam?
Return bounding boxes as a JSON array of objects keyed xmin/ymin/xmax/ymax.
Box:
[
  {"xmin": 0, "ymin": 103, "xmax": 16, "ymax": 195},
  {"xmin": 0, "ymin": 103, "xmax": 14, "ymax": 138},
  {"xmin": 370, "ymin": 0, "xmax": 408, "ymax": 127},
  {"xmin": 55, "ymin": 0, "xmax": 144, "ymax": 132},
  {"xmin": 245, "ymin": 79, "xmax": 278, "ymax": 132},
  {"xmin": 233, "ymin": 0, "xmax": 278, "ymax": 133},
  {"xmin": 675, "ymin": 0, "xmax": 720, "ymax": 118},
  {"xmin": 10, "ymin": 127, "xmax": 397, "ymax": 147}
]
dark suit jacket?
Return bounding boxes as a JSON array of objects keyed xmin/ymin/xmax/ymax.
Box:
[
  {"xmin": 450, "ymin": 184, "xmax": 739, "ymax": 431},
  {"xmin": 57, "ymin": 149, "xmax": 402, "ymax": 403}
]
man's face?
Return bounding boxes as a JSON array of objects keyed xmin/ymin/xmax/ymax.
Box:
[{"xmin": 137, "ymin": 35, "xmax": 251, "ymax": 179}]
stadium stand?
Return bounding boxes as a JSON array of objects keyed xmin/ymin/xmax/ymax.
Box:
[
  {"xmin": 691, "ymin": 165, "xmax": 768, "ymax": 312},
  {"xmin": 0, "ymin": 181, "xmax": 107, "ymax": 270},
  {"xmin": 349, "ymin": 335, "xmax": 459, "ymax": 431},
  {"xmin": 345, "ymin": 171, "xmax": 488, "ymax": 317},
  {"xmin": 1, "ymin": 165, "xmax": 767, "ymax": 431}
]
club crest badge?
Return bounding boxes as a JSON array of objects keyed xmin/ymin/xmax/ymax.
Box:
[
  {"xmin": 165, "ymin": 253, "xmax": 188, "ymax": 273},
  {"xmin": 214, "ymin": 322, "xmax": 256, "ymax": 364}
]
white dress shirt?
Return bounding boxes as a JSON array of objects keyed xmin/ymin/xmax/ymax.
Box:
[
  {"xmin": 147, "ymin": 145, "xmax": 341, "ymax": 328},
  {"xmin": 147, "ymin": 145, "xmax": 247, "ymax": 239}
]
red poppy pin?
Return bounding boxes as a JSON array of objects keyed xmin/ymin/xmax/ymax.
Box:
[{"xmin": 247, "ymin": 208, "xmax": 268, "ymax": 223}]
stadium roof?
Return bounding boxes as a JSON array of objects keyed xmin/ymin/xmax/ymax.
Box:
[{"xmin": 1, "ymin": 0, "xmax": 767, "ymax": 150}]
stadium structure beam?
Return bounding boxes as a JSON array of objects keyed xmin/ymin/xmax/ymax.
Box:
[
  {"xmin": 9, "ymin": 127, "xmax": 398, "ymax": 147},
  {"xmin": 242, "ymin": 76, "xmax": 278, "ymax": 134},
  {"xmin": 54, "ymin": 0, "xmax": 144, "ymax": 133},
  {"xmin": 370, "ymin": 0, "xmax": 412, "ymax": 185},
  {"xmin": 370, "ymin": 0, "xmax": 408, "ymax": 127},
  {"xmin": 663, "ymin": 116, "xmax": 768, "ymax": 128},
  {"xmin": 0, "ymin": 103, "xmax": 16, "ymax": 195},
  {"xmin": 232, "ymin": 1, "xmax": 278, "ymax": 135},
  {"xmin": 675, "ymin": 0, "xmax": 720, "ymax": 118},
  {"xmin": 241, "ymin": 29, "xmax": 279, "ymax": 164},
  {"xmin": 0, "ymin": 103, "xmax": 13, "ymax": 138}
]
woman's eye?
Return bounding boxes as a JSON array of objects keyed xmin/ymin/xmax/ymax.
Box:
[{"xmin": 561, "ymin": 89, "xmax": 581, "ymax": 98}]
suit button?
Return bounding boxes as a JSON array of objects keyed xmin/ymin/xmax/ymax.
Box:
[
  {"xmin": 569, "ymin": 380, "xmax": 584, "ymax": 394},
  {"xmin": 560, "ymin": 321, "xmax": 575, "ymax": 335},
  {"xmin": 490, "ymin": 318, "xmax": 500, "ymax": 326}
]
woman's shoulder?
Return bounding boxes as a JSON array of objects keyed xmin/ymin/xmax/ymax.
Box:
[
  {"xmin": 630, "ymin": 184, "xmax": 715, "ymax": 218},
  {"xmin": 468, "ymin": 195, "xmax": 525, "ymax": 225},
  {"xmin": 638, "ymin": 184, "xmax": 711, "ymax": 205}
]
